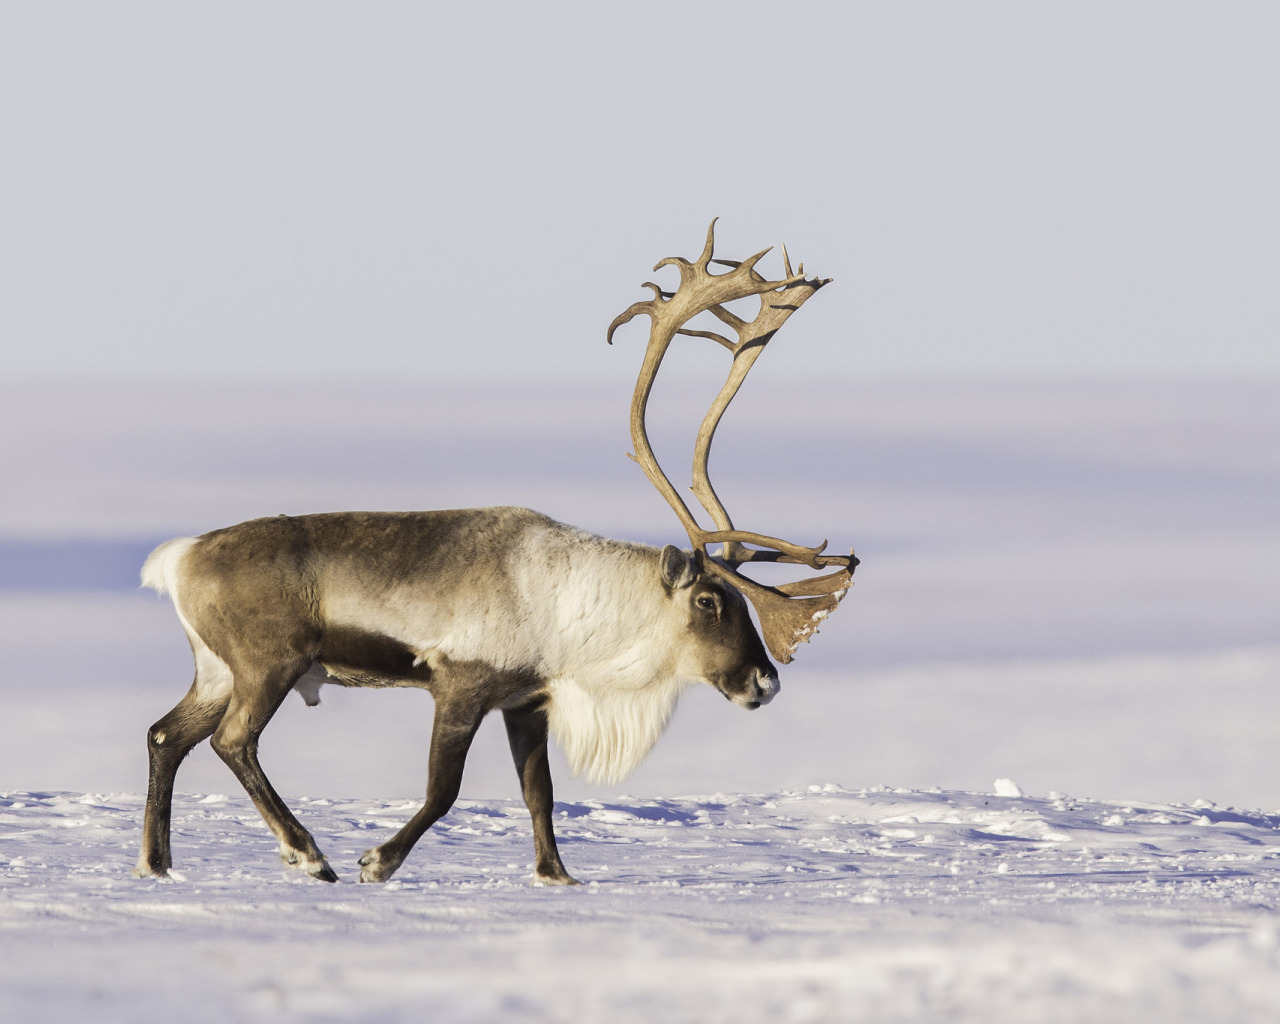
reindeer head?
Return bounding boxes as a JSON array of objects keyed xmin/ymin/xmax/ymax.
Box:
[
  {"xmin": 608, "ymin": 221, "xmax": 858, "ymax": 664},
  {"xmin": 657, "ymin": 544, "xmax": 779, "ymax": 709}
]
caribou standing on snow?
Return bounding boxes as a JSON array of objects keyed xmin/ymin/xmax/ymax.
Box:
[{"xmin": 135, "ymin": 223, "xmax": 857, "ymax": 885}]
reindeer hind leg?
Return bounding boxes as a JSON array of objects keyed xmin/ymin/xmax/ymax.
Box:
[
  {"xmin": 210, "ymin": 654, "xmax": 338, "ymax": 882},
  {"xmin": 135, "ymin": 639, "xmax": 233, "ymax": 879}
]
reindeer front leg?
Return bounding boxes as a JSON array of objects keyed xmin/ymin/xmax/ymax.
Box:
[
  {"xmin": 358, "ymin": 696, "xmax": 485, "ymax": 883},
  {"xmin": 504, "ymin": 701, "xmax": 578, "ymax": 885}
]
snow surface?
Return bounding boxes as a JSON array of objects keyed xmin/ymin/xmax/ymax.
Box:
[{"xmin": 5, "ymin": 785, "xmax": 1280, "ymax": 1022}]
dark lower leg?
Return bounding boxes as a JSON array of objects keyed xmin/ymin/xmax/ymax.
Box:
[
  {"xmin": 136, "ymin": 688, "xmax": 228, "ymax": 877},
  {"xmin": 504, "ymin": 705, "xmax": 576, "ymax": 884},
  {"xmin": 359, "ymin": 703, "xmax": 484, "ymax": 882},
  {"xmin": 211, "ymin": 675, "xmax": 337, "ymax": 881}
]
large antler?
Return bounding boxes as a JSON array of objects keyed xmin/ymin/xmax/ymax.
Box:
[{"xmin": 607, "ymin": 220, "xmax": 857, "ymax": 663}]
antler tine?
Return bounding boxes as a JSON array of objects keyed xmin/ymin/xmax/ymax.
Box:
[
  {"xmin": 695, "ymin": 217, "xmax": 718, "ymax": 270},
  {"xmin": 737, "ymin": 246, "xmax": 774, "ymax": 278}
]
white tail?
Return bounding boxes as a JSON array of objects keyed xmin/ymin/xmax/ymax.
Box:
[{"xmin": 140, "ymin": 536, "xmax": 197, "ymax": 597}]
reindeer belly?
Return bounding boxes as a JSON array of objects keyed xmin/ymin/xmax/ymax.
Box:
[
  {"xmin": 295, "ymin": 624, "xmax": 547, "ymax": 711},
  {"xmin": 292, "ymin": 627, "xmax": 435, "ymax": 704}
]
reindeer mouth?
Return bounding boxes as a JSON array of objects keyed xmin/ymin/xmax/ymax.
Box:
[
  {"xmin": 709, "ymin": 667, "xmax": 778, "ymax": 710},
  {"xmin": 728, "ymin": 681, "xmax": 776, "ymax": 711}
]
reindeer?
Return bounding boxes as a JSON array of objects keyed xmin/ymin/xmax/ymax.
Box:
[{"xmin": 135, "ymin": 222, "xmax": 857, "ymax": 885}]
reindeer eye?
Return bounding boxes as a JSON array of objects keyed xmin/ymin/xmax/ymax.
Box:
[{"xmin": 696, "ymin": 595, "xmax": 717, "ymax": 613}]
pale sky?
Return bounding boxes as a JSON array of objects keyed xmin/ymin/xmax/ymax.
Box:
[{"xmin": 2, "ymin": 3, "xmax": 1277, "ymax": 385}]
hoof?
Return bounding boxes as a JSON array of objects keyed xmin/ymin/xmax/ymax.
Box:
[
  {"xmin": 310, "ymin": 862, "xmax": 339, "ymax": 883},
  {"xmin": 358, "ymin": 847, "xmax": 399, "ymax": 883},
  {"xmin": 132, "ymin": 855, "xmax": 170, "ymax": 880},
  {"xmin": 281, "ymin": 848, "xmax": 338, "ymax": 882},
  {"xmin": 133, "ymin": 863, "xmax": 182, "ymax": 882},
  {"xmin": 533, "ymin": 871, "xmax": 580, "ymax": 886}
]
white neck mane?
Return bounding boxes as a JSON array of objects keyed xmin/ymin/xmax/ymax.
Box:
[{"xmin": 546, "ymin": 672, "xmax": 689, "ymax": 784}]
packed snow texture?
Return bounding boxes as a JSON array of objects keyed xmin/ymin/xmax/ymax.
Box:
[
  {"xmin": 1, "ymin": 380, "xmax": 1278, "ymax": 1020},
  {"xmin": 5, "ymin": 786, "xmax": 1280, "ymax": 1022}
]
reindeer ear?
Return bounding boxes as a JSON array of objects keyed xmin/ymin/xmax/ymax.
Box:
[{"xmin": 659, "ymin": 545, "xmax": 698, "ymax": 591}]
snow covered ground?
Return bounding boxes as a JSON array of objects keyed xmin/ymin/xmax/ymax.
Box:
[
  {"xmin": 6, "ymin": 786, "xmax": 1280, "ymax": 1021},
  {"xmin": 1, "ymin": 379, "xmax": 1278, "ymax": 1019}
]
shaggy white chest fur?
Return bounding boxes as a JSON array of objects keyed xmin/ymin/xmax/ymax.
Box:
[{"xmin": 545, "ymin": 670, "xmax": 690, "ymax": 784}]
